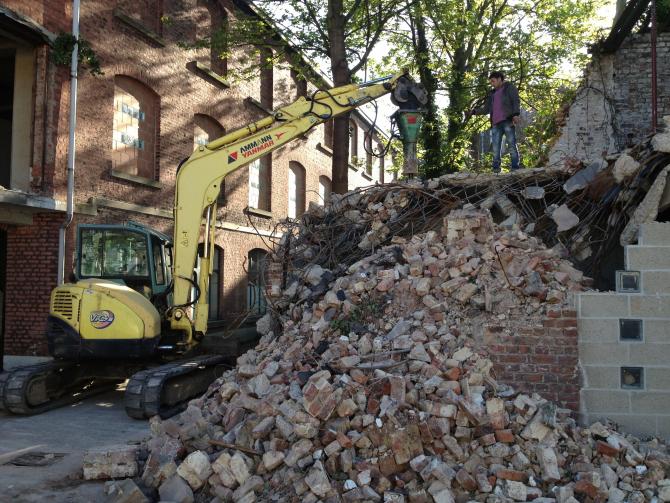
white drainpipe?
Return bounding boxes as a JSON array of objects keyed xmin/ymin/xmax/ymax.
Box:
[{"xmin": 57, "ymin": 0, "xmax": 80, "ymax": 285}]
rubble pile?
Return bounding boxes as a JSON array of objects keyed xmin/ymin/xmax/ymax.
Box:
[
  {"xmin": 271, "ymin": 134, "xmax": 670, "ymax": 291},
  {"xmin": 134, "ymin": 209, "xmax": 669, "ymax": 503}
]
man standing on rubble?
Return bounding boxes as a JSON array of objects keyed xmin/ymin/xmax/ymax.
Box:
[{"xmin": 469, "ymin": 71, "xmax": 522, "ymax": 173}]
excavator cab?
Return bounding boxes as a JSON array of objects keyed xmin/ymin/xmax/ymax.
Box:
[
  {"xmin": 75, "ymin": 222, "xmax": 172, "ymax": 301},
  {"xmin": 46, "ymin": 222, "xmax": 171, "ymax": 360}
]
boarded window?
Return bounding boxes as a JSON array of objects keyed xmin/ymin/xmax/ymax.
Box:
[
  {"xmin": 349, "ymin": 120, "xmax": 358, "ymax": 165},
  {"xmin": 318, "ymin": 175, "xmax": 331, "ymax": 206},
  {"xmin": 112, "ymin": 76, "xmax": 159, "ymax": 180},
  {"xmin": 247, "ymin": 248, "xmax": 267, "ymax": 316},
  {"xmin": 288, "ymin": 161, "xmax": 306, "ymax": 219}
]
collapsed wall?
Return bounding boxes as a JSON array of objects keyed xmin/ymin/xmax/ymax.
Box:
[
  {"xmin": 548, "ymin": 32, "xmax": 670, "ymax": 168},
  {"xmin": 129, "ymin": 207, "xmax": 670, "ymax": 503}
]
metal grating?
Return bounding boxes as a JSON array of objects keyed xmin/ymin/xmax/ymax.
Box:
[{"xmin": 52, "ymin": 291, "xmax": 75, "ymax": 321}]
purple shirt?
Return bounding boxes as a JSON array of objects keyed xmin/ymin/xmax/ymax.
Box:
[{"xmin": 491, "ymin": 87, "xmax": 506, "ymax": 125}]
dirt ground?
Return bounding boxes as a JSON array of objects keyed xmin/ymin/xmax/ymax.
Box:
[{"xmin": 0, "ymin": 357, "xmax": 150, "ymax": 503}]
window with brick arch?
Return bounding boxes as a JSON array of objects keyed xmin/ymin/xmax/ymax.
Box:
[
  {"xmin": 247, "ymin": 248, "xmax": 268, "ymax": 316},
  {"xmin": 117, "ymin": 0, "xmax": 163, "ymax": 34},
  {"xmin": 318, "ymin": 176, "xmax": 331, "ymax": 206},
  {"xmin": 288, "ymin": 161, "xmax": 306, "ymax": 219},
  {"xmin": 365, "ymin": 132, "xmax": 373, "ymax": 175},
  {"xmin": 193, "ymin": 114, "xmax": 224, "ymax": 151},
  {"xmin": 349, "ymin": 120, "xmax": 358, "ymax": 165},
  {"xmin": 112, "ymin": 76, "xmax": 159, "ymax": 180}
]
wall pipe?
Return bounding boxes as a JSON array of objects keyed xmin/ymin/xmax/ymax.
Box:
[
  {"xmin": 57, "ymin": 0, "xmax": 80, "ymax": 284},
  {"xmin": 651, "ymin": 0, "xmax": 658, "ymax": 133}
]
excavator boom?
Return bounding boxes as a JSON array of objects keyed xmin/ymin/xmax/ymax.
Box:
[{"xmin": 169, "ymin": 71, "xmax": 426, "ymax": 344}]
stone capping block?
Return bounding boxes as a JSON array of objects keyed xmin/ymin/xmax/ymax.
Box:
[
  {"xmin": 113, "ymin": 9, "xmax": 166, "ymax": 46},
  {"xmin": 191, "ymin": 61, "xmax": 231, "ymax": 89},
  {"xmin": 626, "ymin": 244, "xmax": 670, "ymax": 271},
  {"xmin": 578, "ymin": 293, "xmax": 629, "ymax": 318}
]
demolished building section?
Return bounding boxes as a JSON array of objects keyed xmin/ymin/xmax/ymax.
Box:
[
  {"xmin": 130, "ymin": 209, "xmax": 669, "ymax": 503},
  {"xmin": 94, "ymin": 128, "xmax": 670, "ymax": 502}
]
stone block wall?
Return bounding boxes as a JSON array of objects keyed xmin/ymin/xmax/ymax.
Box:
[
  {"xmin": 578, "ymin": 222, "xmax": 670, "ymax": 440},
  {"xmin": 549, "ymin": 33, "xmax": 670, "ymax": 167}
]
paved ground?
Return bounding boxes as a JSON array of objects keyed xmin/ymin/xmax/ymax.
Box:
[{"xmin": 0, "ymin": 357, "xmax": 151, "ymax": 503}]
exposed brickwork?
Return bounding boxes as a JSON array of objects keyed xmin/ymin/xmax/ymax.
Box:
[
  {"xmin": 1, "ymin": 0, "xmax": 391, "ymax": 357},
  {"xmin": 483, "ymin": 308, "xmax": 580, "ymax": 412},
  {"xmin": 4, "ymin": 213, "xmax": 62, "ymax": 355},
  {"xmin": 549, "ymin": 32, "xmax": 670, "ymax": 166}
]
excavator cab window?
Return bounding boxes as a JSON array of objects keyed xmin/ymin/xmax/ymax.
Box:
[{"xmin": 79, "ymin": 228, "xmax": 150, "ymax": 279}]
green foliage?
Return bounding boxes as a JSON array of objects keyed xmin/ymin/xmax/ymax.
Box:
[
  {"xmin": 52, "ymin": 32, "xmax": 103, "ymax": 76},
  {"xmin": 376, "ymin": 0, "xmax": 605, "ymax": 175}
]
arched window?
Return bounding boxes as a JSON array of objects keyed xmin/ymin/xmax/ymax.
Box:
[
  {"xmin": 288, "ymin": 161, "xmax": 306, "ymax": 219},
  {"xmin": 318, "ymin": 176, "xmax": 332, "ymax": 206},
  {"xmin": 247, "ymin": 248, "xmax": 268, "ymax": 316},
  {"xmin": 193, "ymin": 114, "xmax": 224, "ymax": 150},
  {"xmin": 365, "ymin": 132, "xmax": 373, "ymax": 175},
  {"xmin": 208, "ymin": 246, "xmax": 223, "ymax": 320},
  {"xmin": 349, "ymin": 120, "xmax": 358, "ymax": 165},
  {"xmin": 112, "ymin": 76, "xmax": 159, "ymax": 180}
]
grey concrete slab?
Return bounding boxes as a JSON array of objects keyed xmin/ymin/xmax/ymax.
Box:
[
  {"xmin": 0, "ymin": 385, "xmax": 150, "ymax": 503},
  {"xmin": 577, "ymin": 318, "xmax": 619, "ymax": 343},
  {"xmin": 579, "ymin": 293, "xmax": 629, "ymax": 318}
]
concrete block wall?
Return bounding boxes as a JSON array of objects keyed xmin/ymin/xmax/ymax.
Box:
[{"xmin": 578, "ymin": 222, "xmax": 670, "ymax": 439}]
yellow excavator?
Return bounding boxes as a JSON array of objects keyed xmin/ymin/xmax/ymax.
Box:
[{"xmin": 0, "ymin": 70, "xmax": 427, "ymax": 419}]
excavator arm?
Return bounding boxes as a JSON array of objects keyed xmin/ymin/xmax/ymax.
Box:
[{"xmin": 168, "ymin": 70, "xmax": 426, "ymax": 346}]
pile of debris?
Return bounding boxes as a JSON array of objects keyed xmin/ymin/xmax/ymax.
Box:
[
  {"xmin": 269, "ymin": 132, "xmax": 670, "ymax": 291},
  {"xmin": 123, "ymin": 209, "xmax": 668, "ymax": 503}
]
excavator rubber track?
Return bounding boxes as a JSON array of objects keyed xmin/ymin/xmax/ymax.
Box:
[
  {"xmin": 0, "ymin": 361, "xmax": 121, "ymax": 415},
  {"xmin": 124, "ymin": 354, "xmax": 228, "ymax": 419}
]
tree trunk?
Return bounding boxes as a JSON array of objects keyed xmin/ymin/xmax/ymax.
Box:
[
  {"xmin": 328, "ymin": 0, "xmax": 352, "ymax": 194},
  {"xmin": 413, "ymin": 0, "xmax": 444, "ymax": 179},
  {"xmin": 445, "ymin": 44, "xmax": 468, "ymax": 166}
]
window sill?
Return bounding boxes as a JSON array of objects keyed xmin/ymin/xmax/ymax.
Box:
[
  {"xmin": 111, "ymin": 169, "xmax": 162, "ymax": 189},
  {"xmin": 361, "ymin": 171, "xmax": 374, "ymax": 181},
  {"xmin": 190, "ymin": 61, "xmax": 230, "ymax": 89},
  {"xmin": 113, "ymin": 9, "xmax": 166, "ymax": 47},
  {"xmin": 348, "ymin": 162, "xmax": 359, "ymax": 172},
  {"xmin": 244, "ymin": 97, "xmax": 273, "ymax": 116},
  {"xmin": 316, "ymin": 142, "xmax": 333, "ymax": 156},
  {"xmin": 245, "ymin": 206, "xmax": 273, "ymax": 219}
]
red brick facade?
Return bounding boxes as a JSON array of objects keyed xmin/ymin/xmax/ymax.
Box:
[
  {"xmin": 0, "ymin": 1, "xmax": 390, "ymax": 356},
  {"xmin": 484, "ymin": 308, "xmax": 580, "ymax": 411}
]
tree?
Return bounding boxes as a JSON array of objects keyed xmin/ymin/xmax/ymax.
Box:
[
  {"xmin": 377, "ymin": 0, "xmax": 603, "ymax": 175},
  {"xmin": 235, "ymin": 0, "xmax": 412, "ymax": 193}
]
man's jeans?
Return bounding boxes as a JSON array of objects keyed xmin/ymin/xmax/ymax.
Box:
[{"xmin": 491, "ymin": 119, "xmax": 520, "ymax": 172}]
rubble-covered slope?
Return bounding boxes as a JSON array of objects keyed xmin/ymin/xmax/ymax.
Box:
[{"xmin": 137, "ymin": 209, "xmax": 669, "ymax": 503}]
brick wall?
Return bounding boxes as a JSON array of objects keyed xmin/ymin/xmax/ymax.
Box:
[
  {"xmin": 549, "ymin": 33, "xmax": 670, "ymax": 166},
  {"xmin": 483, "ymin": 308, "xmax": 580, "ymax": 411},
  {"xmin": 1, "ymin": 0, "xmax": 394, "ymax": 357},
  {"xmin": 3, "ymin": 213, "xmax": 62, "ymax": 355}
]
